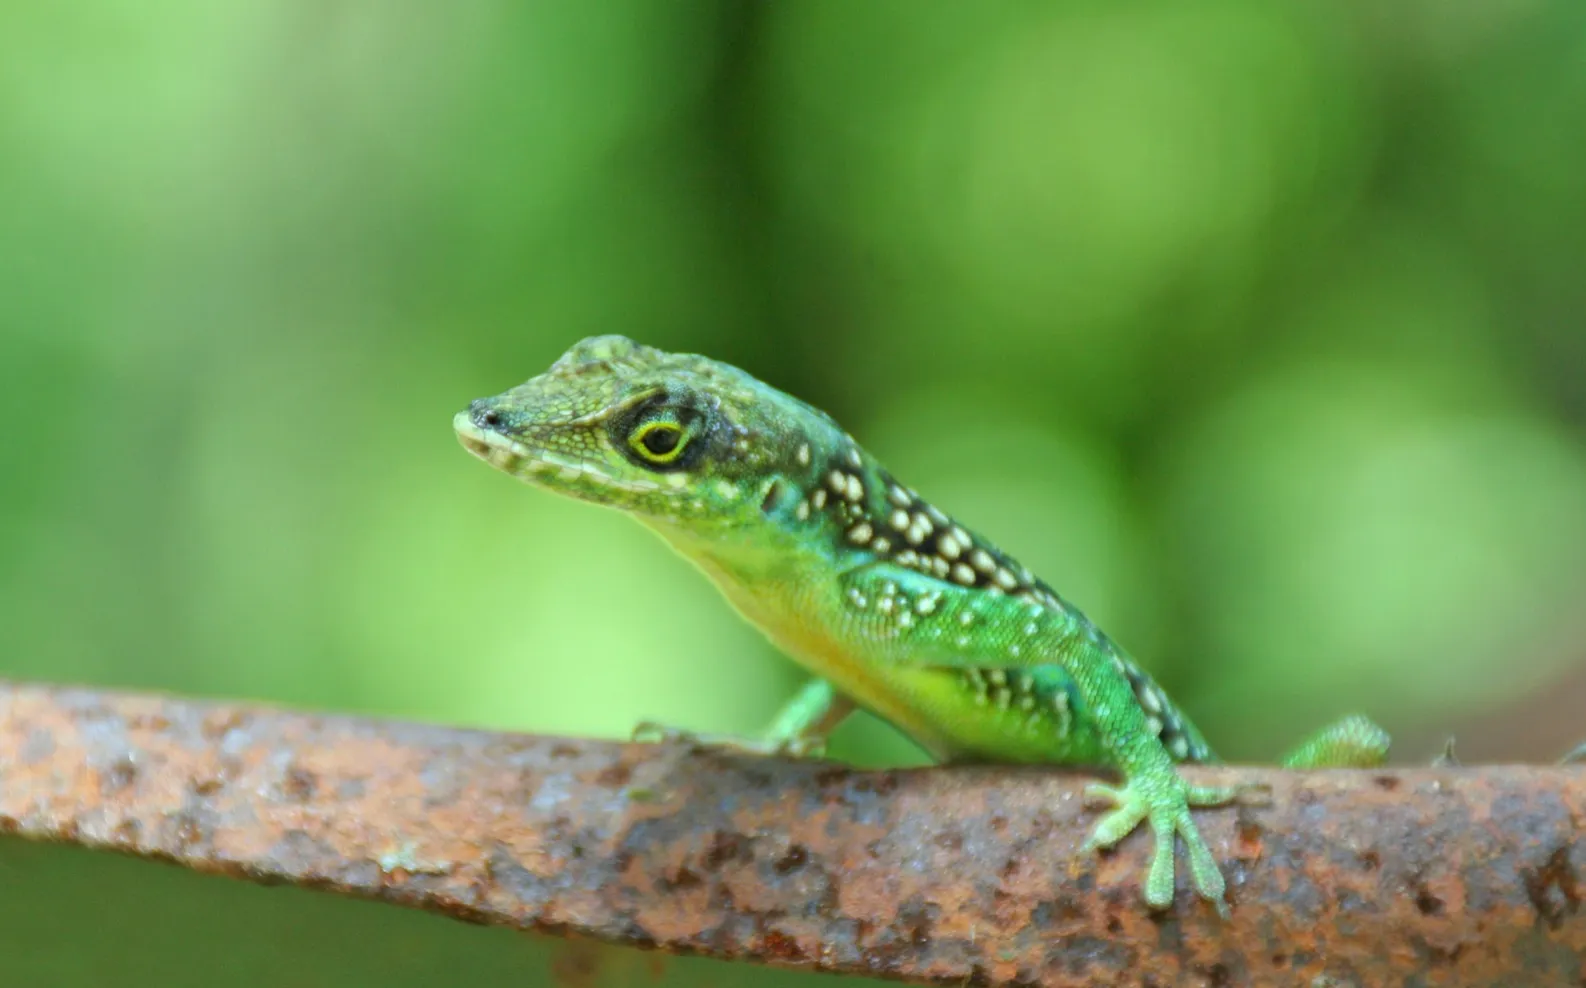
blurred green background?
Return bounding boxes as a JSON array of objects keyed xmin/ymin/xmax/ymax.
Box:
[{"xmin": 3, "ymin": 1, "xmax": 1585, "ymax": 984}]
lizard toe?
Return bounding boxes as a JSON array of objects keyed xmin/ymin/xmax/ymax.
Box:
[
  {"xmin": 631, "ymin": 721, "xmax": 700, "ymax": 745},
  {"xmin": 1185, "ymin": 783, "xmax": 1241, "ymax": 807},
  {"xmin": 1081, "ymin": 784, "xmax": 1148, "ymax": 852},
  {"xmin": 1081, "ymin": 781, "xmax": 1125, "ymax": 810},
  {"xmin": 1173, "ymin": 811, "xmax": 1229, "ymax": 915}
]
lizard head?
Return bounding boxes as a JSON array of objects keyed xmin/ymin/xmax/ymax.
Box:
[{"xmin": 455, "ymin": 335, "xmax": 842, "ymax": 538}]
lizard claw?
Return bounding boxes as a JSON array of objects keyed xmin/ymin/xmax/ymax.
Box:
[
  {"xmin": 1082, "ymin": 774, "xmax": 1236, "ymax": 916},
  {"xmin": 631, "ymin": 721, "xmax": 703, "ymax": 747}
]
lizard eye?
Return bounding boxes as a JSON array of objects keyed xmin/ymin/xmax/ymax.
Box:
[{"xmin": 630, "ymin": 420, "xmax": 688, "ymax": 463}]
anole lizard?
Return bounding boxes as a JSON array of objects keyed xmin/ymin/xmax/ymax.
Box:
[{"xmin": 454, "ymin": 335, "xmax": 1390, "ymax": 914}]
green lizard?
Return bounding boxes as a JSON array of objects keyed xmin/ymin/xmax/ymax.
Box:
[{"xmin": 454, "ymin": 335, "xmax": 1390, "ymax": 915}]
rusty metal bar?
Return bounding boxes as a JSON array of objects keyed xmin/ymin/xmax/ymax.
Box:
[{"xmin": 0, "ymin": 681, "xmax": 1582, "ymax": 987}]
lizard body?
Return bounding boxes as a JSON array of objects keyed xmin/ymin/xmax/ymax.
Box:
[{"xmin": 455, "ymin": 335, "xmax": 1390, "ymax": 913}]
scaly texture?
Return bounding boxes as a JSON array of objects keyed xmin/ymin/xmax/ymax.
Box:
[{"xmin": 454, "ymin": 335, "xmax": 1391, "ymax": 914}]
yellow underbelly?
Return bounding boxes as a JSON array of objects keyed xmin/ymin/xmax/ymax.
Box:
[
  {"xmin": 668, "ymin": 538, "xmax": 1071, "ymax": 764},
  {"xmin": 717, "ymin": 577, "xmax": 975, "ymax": 760}
]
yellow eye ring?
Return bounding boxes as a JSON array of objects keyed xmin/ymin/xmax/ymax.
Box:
[{"xmin": 630, "ymin": 420, "xmax": 688, "ymax": 463}]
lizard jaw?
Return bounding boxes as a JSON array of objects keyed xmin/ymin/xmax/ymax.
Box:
[
  {"xmin": 453, "ymin": 411, "xmax": 676, "ymax": 498},
  {"xmin": 453, "ymin": 411, "xmax": 539, "ymax": 476}
]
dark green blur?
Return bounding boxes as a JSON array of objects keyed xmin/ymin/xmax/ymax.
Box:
[{"xmin": 2, "ymin": 2, "xmax": 1584, "ymax": 984}]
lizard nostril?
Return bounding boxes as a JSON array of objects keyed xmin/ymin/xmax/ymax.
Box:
[{"xmin": 470, "ymin": 400, "xmax": 503, "ymax": 429}]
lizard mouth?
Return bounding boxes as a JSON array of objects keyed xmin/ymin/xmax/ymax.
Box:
[
  {"xmin": 453, "ymin": 410, "xmax": 661, "ymax": 494},
  {"xmin": 453, "ymin": 411, "xmax": 539, "ymax": 475}
]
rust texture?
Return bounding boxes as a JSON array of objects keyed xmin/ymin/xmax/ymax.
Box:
[{"xmin": 0, "ymin": 681, "xmax": 1583, "ymax": 987}]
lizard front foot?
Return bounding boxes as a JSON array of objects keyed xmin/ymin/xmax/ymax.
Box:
[
  {"xmin": 1082, "ymin": 776, "xmax": 1237, "ymax": 916},
  {"xmin": 630, "ymin": 721, "xmax": 827, "ymax": 758}
]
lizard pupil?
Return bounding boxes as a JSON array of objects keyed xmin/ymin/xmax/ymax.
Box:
[{"xmin": 641, "ymin": 426, "xmax": 680, "ymax": 456}]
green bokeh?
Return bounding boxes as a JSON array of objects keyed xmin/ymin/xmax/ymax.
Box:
[{"xmin": 3, "ymin": 2, "xmax": 1585, "ymax": 984}]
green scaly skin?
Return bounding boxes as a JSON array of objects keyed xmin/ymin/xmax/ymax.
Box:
[{"xmin": 455, "ymin": 336, "xmax": 1391, "ymax": 915}]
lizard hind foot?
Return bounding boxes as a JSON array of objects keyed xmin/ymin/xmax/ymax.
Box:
[{"xmin": 1081, "ymin": 777, "xmax": 1237, "ymax": 917}]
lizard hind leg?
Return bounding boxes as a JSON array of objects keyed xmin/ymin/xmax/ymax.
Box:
[{"xmin": 1279, "ymin": 714, "xmax": 1392, "ymax": 769}]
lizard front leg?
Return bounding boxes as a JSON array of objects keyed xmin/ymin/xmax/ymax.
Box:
[
  {"xmin": 1076, "ymin": 740, "xmax": 1239, "ymax": 915},
  {"xmin": 634, "ymin": 677, "xmax": 855, "ymax": 757}
]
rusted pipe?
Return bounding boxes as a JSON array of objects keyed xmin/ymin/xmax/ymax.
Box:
[{"xmin": 0, "ymin": 681, "xmax": 1581, "ymax": 986}]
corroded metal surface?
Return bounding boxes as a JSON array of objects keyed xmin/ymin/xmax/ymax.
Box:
[{"xmin": 0, "ymin": 681, "xmax": 1582, "ymax": 987}]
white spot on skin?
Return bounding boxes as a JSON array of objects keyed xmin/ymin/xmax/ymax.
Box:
[
  {"xmin": 1139, "ymin": 689, "xmax": 1162, "ymax": 715},
  {"xmin": 1170, "ymin": 737, "xmax": 1190, "ymax": 760},
  {"xmin": 957, "ymin": 635, "xmax": 972, "ymax": 648},
  {"xmin": 1009, "ymin": 643, "xmax": 1021, "ymax": 658},
  {"xmin": 952, "ymin": 563, "xmax": 976, "ymax": 585},
  {"xmin": 715, "ymin": 480, "xmax": 740, "ymax": 500},
  {"xmin": 958, "ymin": 611, "xmax": 974, "ymax": 627},
  {"xmin": 796, "ymin": 444, "xmax": 811, "ymax": 466},
  {"xmin": 828, "ymin": 470, "xmax": 847, "ymax": 492},
  {"xmin": 848, "ymin": 522, "xmax": 873, "ymax": 544},
  {"xmin": 844, "ymin": 475, "xmax": 865, "ymax": 502},
  {"xmin": 1024, "ymin": 622, "xmax": 1038, "ymax": 635},
  {"xmin": 898, "ymin": 610, "xmax": 914, "ymax": 629},
  {"xmin": 889, "ymin": 486, "xmax": 911, "ymax": 508},
  {"xmin": 889, "ymin": 509, "xmax": 910, "ymax": 531},
  {"xmin": 916, "ymin": 594, "xmax": 938, "ymax": 615},
  {"xmin": 795, "ymin": 500, "xmax": 810, "ymax": 521},
  {"xmin": 931, "ymin": 557, "xmax": 951, "ymax": 578},
  {"xmin": 811, "ymin": 489, "xmax": 827, "ymax": 510},
  {"xmin": 846, "ymin": 587, "xmax": 868, "ymax": 609},
  {"xmin": 896, "ymin": 550, "xmax": 918, "ymax": 567},
  {"xmin": 1145, "ymin": 716, "xmax": 1164, "ymax": 737},
  {"xmin": 950, "ymin": 526, "xmax": 972, "ymax": 548},
  {"xmin": 666, "ymin": 473, "xmax": 689, "ymax": 489},
  {"xmin": 871, "ymin": 536, "xmax": 891, "ymax": 554},
  {"xmin": 970, "ymin": 549, "xmax": 995, "ymax": 573},
  {"xmin": 988, "ymin": 670, "xmax": 1006, "ymax": 687},
  {"xmin": 994, "ymin": 569, "xmax": 1019, "ymax": 590},
  {"xmin": 937, "ymin": 533, "xmax": 961, "ymax": 560},
  {"xmin": 848, "ymin": 448, "xmax": 863, "ymax": 468},
  {"xmin": 925, "ymin": 503, "xmax": 950, "ymax": 525},
  {"xmin": 877, "ymin": 596, "xmax": 894, "ymax": 614}
]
